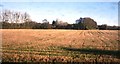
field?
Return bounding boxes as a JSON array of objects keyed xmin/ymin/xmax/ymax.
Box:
[{"xmin": 1, "ymin": 29, "xmax": 120, "ymax": 63}]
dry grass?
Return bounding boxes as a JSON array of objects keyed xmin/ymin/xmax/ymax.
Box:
[{"xmin": 1, "ymin": 29, "xmax": 120, "ymax": 62}]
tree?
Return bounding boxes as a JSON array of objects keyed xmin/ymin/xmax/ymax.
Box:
[
  {"xmin": 1, "ymin": 9, "xmax": 32, "ymax": 29},
  {"xmin": 1, "ymin": 9, "xmax": 10, "ymax": 22},
  {"xmin": 52, "ymin": 19, "xmax": 68, "ymax": 29},
  {"xmin": 98, "ymin": 24, "xmax": 107, "ymax": 30},
  {"xmin": 75, "ymin": 17, "xmax": 98, "ymax": 30},
  {"xmin": 52, "ymin": 20, "xmax": 56, "ymax": 28},
  {"xmin": 41, "ymin": 19, "xmax": 51, "ymax": 29}
]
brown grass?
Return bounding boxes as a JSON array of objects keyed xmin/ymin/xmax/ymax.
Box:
[{"xmin": 1, "ymin": 29, "xmax": 120, "ymax": 62}]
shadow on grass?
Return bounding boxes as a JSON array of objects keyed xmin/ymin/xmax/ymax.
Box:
[{"xmin": 61, "ymin": 47, "xmax": 120, "ymax": 59}]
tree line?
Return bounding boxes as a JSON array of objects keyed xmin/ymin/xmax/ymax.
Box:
[{"xmin": 0, "ymin": 9, "xmax": 119, "ymax": 30}]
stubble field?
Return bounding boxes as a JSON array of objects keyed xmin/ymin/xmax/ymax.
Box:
[{"xmin": 1, "ymin": 29, "xmax": 120, "ymax": 63}]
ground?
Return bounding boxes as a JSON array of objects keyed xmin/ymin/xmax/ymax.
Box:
[{"xmin": 1, "ymin": 29, "xmax": 120, "ymax": 63}]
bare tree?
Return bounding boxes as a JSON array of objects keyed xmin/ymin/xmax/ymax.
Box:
[
  {"xmin": 1, "ymin": 9, "xmax": 32, "ymax": 28},
  {"xmin": 2, "ymin": 9, "xmax": 10, "ymax": 22},
  {"xmin": 23, "ymin": 12, "xmax": 31, "ymax": 22}
]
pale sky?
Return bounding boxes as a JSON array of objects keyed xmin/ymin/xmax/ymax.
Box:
[
  {"xmin": 0, "ymin": 1, "xmax": 119, "ymax": 26},
  {"xmin": 1, "ymin": 0, "xmax": 120, "ymax": 2}
]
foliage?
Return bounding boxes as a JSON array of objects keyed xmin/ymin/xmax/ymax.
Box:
[
  {"xmin": 0, "ymin": 9, "xmax": 119, "ymax": 30},
  {"xmin": 75, "ymin": 17, "xmax": 98, "ymax": 30}
]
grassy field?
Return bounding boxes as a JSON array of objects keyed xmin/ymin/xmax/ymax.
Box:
[{"xmin": 1, "ymin": 29, "xmax": 120, "ymax": 62}]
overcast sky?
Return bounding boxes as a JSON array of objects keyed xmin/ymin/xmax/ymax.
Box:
[{"xmin": 0, "ymin": 1, "xmax": 119, "ymax": 26}]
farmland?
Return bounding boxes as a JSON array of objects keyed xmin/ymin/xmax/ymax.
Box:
[{"xmin": 1, "ymin": 29, "xmax": 120, "ymax": 63}]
